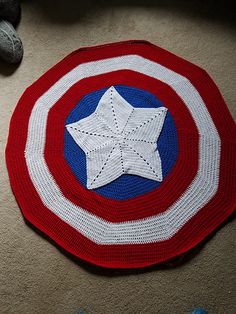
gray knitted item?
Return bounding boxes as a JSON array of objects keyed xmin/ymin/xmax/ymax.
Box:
[
  {"xmin": 0, "ymin": 20, "xmax": 23, "ymax": 63},
  {"xmin": 0, "ymin": 0, "xmax": 20, "ymax": 24}
]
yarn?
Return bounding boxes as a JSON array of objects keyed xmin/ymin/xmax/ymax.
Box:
[
  {"xmin": 6, "ymin": 40, "xmax": 236, "ymax": 268},
  {"xmin": 0, "ymin": 20, "xmax": 23, "ymax": 63}
]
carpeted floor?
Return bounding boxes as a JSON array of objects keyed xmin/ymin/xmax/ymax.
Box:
[{"xmin": 0, "ymin": 1, "xmax": 235, "ymax": 313}]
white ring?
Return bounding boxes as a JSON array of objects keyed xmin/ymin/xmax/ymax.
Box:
[{"xmin": 25, "ymin": 55, "xmax": 220, "ymax": 244}]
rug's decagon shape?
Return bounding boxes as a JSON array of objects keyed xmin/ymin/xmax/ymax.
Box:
[{"xmin": 6, "ymin": 40, "xmax": 236, "ymax": 269}]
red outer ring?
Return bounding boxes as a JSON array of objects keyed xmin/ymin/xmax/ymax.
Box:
[
  {"xmin": 45, "ymin": 70, "xmax": 198, "ymax": 222},
  {"xmin": 6, "ymin": 41, "xmax": 236, "ymax": 268}
]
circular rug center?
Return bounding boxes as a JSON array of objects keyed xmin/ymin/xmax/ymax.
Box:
[{"xmin": 64, "ymin": 85, "xmax": 178, "ymax": 200}]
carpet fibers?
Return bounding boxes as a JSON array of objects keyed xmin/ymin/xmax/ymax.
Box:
[{"xmin": 0, "ymin": 1, "xmax": 235, "ymax": 313}]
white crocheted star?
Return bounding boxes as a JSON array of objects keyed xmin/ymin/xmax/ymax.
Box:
[{"xmin": 66, "ymin": 86, "xmax": 167, "ymax": 189}]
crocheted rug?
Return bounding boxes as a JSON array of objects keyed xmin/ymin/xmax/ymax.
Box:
[{"xmin": 6, "ymin": 40, "xmax": 236, "ymax": 269}]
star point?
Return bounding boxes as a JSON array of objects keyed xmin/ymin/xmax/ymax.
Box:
[{"xmin": 66, "ymin": 86, "xmax": 167, "ymax": 189}]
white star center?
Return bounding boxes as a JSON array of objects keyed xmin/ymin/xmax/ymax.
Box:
[
  {"xmin": 116, "ymin": 134, "xmax": 124, "ymax": 142},
  {"xmin": 66, "ymin": 86, "xmax": 167, "ymax": 189}
]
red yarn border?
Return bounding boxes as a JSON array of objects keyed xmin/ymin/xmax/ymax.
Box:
[{"xmin": 6, "ymin": 40, "xmax": 236, "ymax": 268}]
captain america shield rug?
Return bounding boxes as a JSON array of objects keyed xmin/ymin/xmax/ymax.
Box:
[{"xmin": 6, "ymin": 40, "xmax": 236, "ymax": 268}]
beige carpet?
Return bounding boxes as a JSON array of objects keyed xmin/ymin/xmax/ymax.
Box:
[{"xmin": 0, "ymin": 1, "xmax": 235, "ymax": 313}]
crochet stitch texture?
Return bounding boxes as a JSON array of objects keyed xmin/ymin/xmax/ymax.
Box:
[
  {"xmin": 66, "ymin": 86, "xmax": 167, "ymax": 189},
  {"xmin": 6, "ymin": 40, "xmax": 236, "ymax": 268}
]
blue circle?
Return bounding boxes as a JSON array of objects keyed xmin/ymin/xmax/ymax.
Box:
[{"xmin": 64, "ymin": 85, "xmax": 178, "ymax": 200}]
